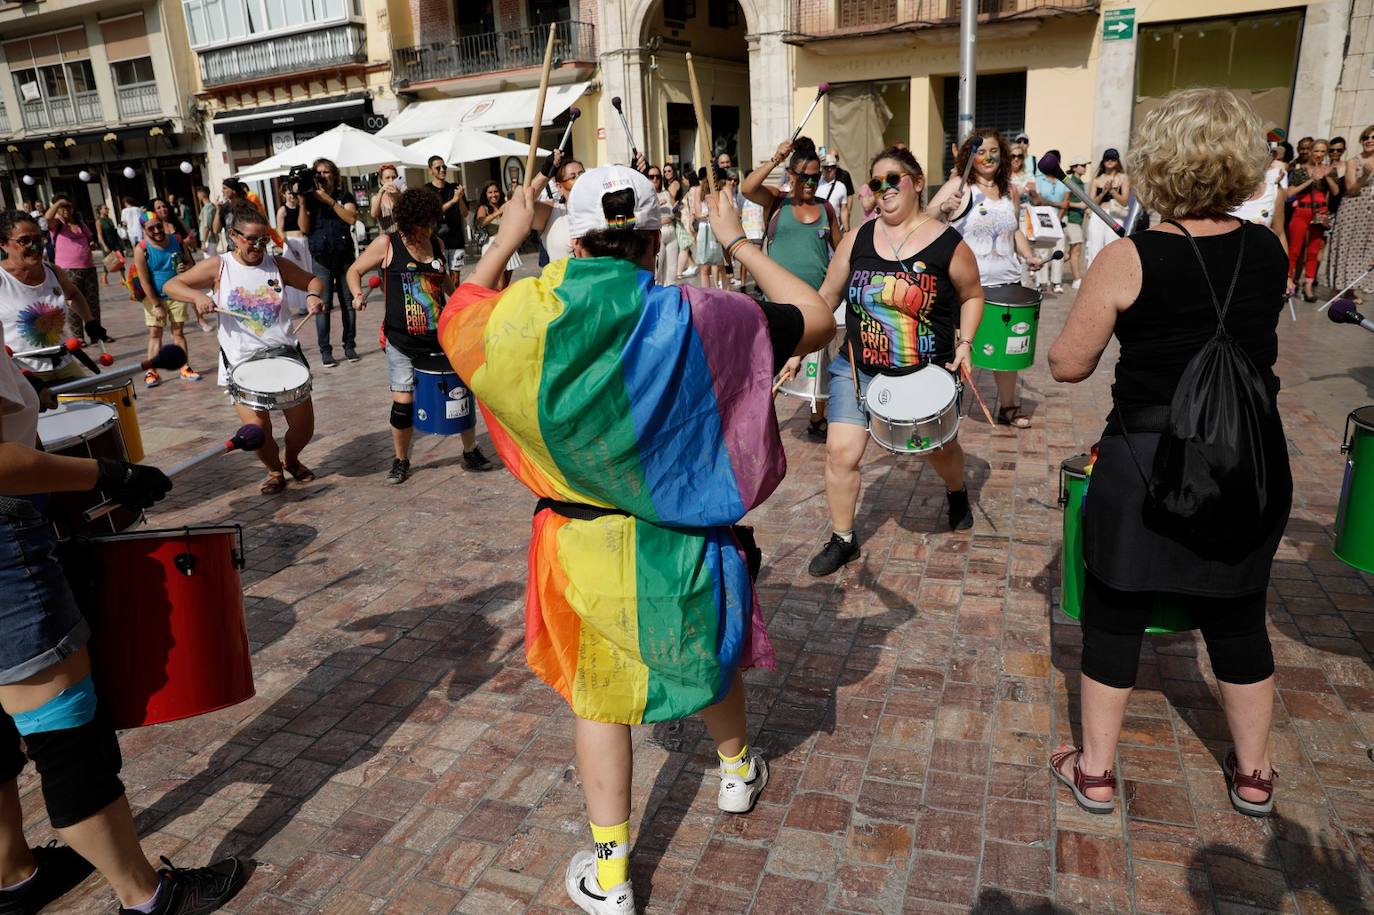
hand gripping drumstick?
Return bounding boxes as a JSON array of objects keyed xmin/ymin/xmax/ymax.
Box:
[
  {"xmin": 47, "ymin": 345, "xmax": 186, "ymax": 395},
  {"xmin": 524, "ymin": 23, "xmax": 559, "ymax": 187},
  {"xmin": 792, "ymin": 83, "xmax": 829, "ymax": 145},
  {"xmin": 1037, "ymin": 151, "xmax": 1125, "ymax": 238},
  {"xmin": 685, "ymin": 53, "xmax": 733, "ymax": 279},
  {"xmin": 83, "ymin": 424, "xmax": 266, "ymax": 522},
  {"xmin": 610, "ymin": 97, "xmax": 638, "ymax": 162}
]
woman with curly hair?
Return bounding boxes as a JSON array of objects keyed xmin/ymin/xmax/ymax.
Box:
[
  {"xmin": 346, "ymin": 187, "xmax": 492, "ymax": 484},
  {"xmin": 929, "ymin": 127, "xmax": 1043, "ymax": 428},
  {"xmin": 1047, "ymin": 88, "xmax": 1290, "ymax": 819}
]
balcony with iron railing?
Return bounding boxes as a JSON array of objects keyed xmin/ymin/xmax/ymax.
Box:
[
  {"xmin": 115, "ymin": 82, "xmax": 162, "ymax": 120},
  {"xmin": 392, "ymin": 20, "xmax": 596, "ymax": 86},
  {"xmin": 19, "ymin": 91, "xmax": 102, "ymax": 131},
  {"xmin": 787, "ymin": 0, "xmax": 1098, "ymax": 39},
  {"xmin": 0, "ymin": 102, "xmax": 9, "ymax": 135},
  {"xmin": 199, "ymin": 22, "xmax": 367, "ymax": 88}
]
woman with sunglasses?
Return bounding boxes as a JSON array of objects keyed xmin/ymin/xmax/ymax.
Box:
[
  {"xmin": 929, "ymin": 128, "xmax": 1043, "ymax": 429},
  {"xmin": 0, "ymin": 212, "xmax": 101, "ymax": 383},
  {"xmin": 131, "ymin": 210, "xmax": 202, "ymax": 386},
  {"xmin": 530, "ymin": 155, "xmax": 584, "ymax": 264},
  {"xmin": 807, "ymin": 147, "xmax": 986, "ymax": 577},
  {"xmin": 647, "ymin": 165, "xmax": 681, "ymax": 286},
  {"xmin": 1084, "ymin": 148, "xmax": 1131, "ymax": 267},
  {"xmin": 163, "ymin": 204, "xmax": 326, "ymax": 495},
  {"xmin": 370, "ymin": 164, "xmax": 402, "ymax": 236},
  {"xmin": 1328, "ymin": 125, "xmax": 1374, "ymax": 305},
  {"xmin": 743, "ymin": 136, "xmax": 844, "ymax": 438}
]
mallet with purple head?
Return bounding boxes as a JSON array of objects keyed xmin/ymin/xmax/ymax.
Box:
[
  {"xmin": 610, "ymin": 96, "xmax": 638, "ymax": 161},
  {"xmin": 791, "ymin": 82, "xmax": 830, "ymax": 144}
]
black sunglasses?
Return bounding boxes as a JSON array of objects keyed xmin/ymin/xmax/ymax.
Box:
[
  {"xmin": 233, "ymin": 228, "xmax": 270, "ymax": 248},
  {"xmin": 867, "ymin": 172, "xmax": 904, "ymax": 194},
  {"xmin": 793, "ymin": 170, "xmax": 820, "ymax": 186},
  {"xmin": 647, "ymin": 172, "xmax": 662, "ymax": 179}
]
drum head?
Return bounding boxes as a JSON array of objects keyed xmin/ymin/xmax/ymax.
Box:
[
  {"xmin": 232, "ymin": 357, "xmax": 310, "ymax": 393},
  {"xmin": 982, "ymin": 284, "xmax": 1042, "ymax": 308},
  {"xmin": 868, "ymin": 368, "xmax": 957, "ymax": 422},
  {"xmin": 1350, "ymin": 405, "xmax": 1374, "ymax": 433},
  {"xmin": 1061, "ymin": 453, "xmax": 1091, "ymax": 477},
  {"xmin": 38, "ymin": 401, "xmax": 118, "ymax": 450}
]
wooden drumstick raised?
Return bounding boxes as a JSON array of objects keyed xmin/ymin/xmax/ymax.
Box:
[
  {"xmin": 525, "ymin": 23, "xmax": 559, "ymax": 186},
  {"xmin": 961, "ymin": 363, "xmax": 996, "ymax": 426}
]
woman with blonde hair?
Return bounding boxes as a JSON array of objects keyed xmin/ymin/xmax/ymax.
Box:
[{"xmin": 1047, "ymin": 88, "xmax": 1291, "ymax": 818}]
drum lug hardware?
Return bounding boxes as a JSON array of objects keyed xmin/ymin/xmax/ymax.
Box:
[
  {"xmin": 1002, "ymin": 312, "xmax": 1011, "ymax": 325},
  {"xmin": 174, "ymin": 552, "xmax": 197, "ymax": 576}
]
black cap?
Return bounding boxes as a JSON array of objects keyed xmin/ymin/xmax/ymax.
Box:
[{"xmin": 1103, "ymin": 148, "xmax": 1121, "ymax": 160}]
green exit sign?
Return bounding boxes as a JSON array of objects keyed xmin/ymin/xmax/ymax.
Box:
[{"xmin": 1104, "ymin": 8, "xmax": 1135, "ymax": 40}]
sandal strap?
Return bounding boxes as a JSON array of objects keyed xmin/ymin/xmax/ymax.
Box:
[
  {"xmin": 1226, "ymin": 751, "xmax": 1276, "ymax": 793},
  {"xmin": 1052, "ymin": 747, "xmax": 1115, "ymax": 792}
]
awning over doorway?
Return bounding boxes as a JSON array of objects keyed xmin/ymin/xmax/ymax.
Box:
[
  {"xmin": 377, "ymin": 81, "xmax": 589, "ymax": 141},
  {"xmin": 211, "ymin": 93, "xmax": 369, "ymax": 136}
]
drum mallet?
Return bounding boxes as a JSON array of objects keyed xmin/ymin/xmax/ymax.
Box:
[
  {"xmin": 1038, "ymin": 151, "xmax": 1125, "ymax": 237},
  {"xmin": 48, "ymin": 345, "xmax": 186, "ymax": 395},
  {"xmin": 555, "ymin": 107, "xmax": 581, "ymax": 157},
  {"xmin": 83, "ymin": 424, "xmax": 266, "ymax": 522},
  {"xmin": 1320, "ymin": 267, "xmax": 1373, "ymax": 313},
  {"xmin": 10, "ymin": 338, "xmax": 84, "ymax": 361},
  {"xmin": 610, "ymin": 97, "xmax": 639, "ymax": 163},
  {"xmin": 792, "ymin": 83, "xmax": 830, "ymax": 144}
]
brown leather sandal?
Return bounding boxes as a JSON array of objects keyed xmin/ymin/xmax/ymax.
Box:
[
  {"xmin": 1050, "ymin": 745, "xmax": 1116, "ymax": 814},
  {"xmin": 260, "ymin": 472, "xmax": 287, "ymax": 495},
  {"xmin": 285, "ymin": 462, "xmax": 315, "ymax": 483},
  {"xmin": 1223, "ymin": 750, "xmax": 1276, "ymax": 817}
]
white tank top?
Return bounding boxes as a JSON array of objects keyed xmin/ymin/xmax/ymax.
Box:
[
  {"xmin": 542, "ymin": 202, "xmax": 572, "ymax": 261},
  {"xmin": 0, "ymin": 265, "xmax": 73, "ymax": 374},
  {"xmin": 215, "ymin": 252, "xmax": 296, "ymax": 383},
  {"xmin": 953, "ymin": 190, "xmax": 1022, "ymax": 286}
]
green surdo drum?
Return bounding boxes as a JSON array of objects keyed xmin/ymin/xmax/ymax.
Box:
[
  {"xmin": 1335, "ymin": 406, "xmax": 1374, "ymax": 574},
  {"xmin": 972, "ymin": 284, "xmax": 1041, "ymax": 372},
  {"xmin": 1059, "ymin": 453, "xmax": 1196, "ymax": 634}
]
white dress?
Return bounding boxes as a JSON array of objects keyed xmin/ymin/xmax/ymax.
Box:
[
  {"xmin": 1085, "ymin": 179, "xmax": 1128, "ymax": 267},
  {"xmin": 952, "ymin": 190, "xmax": 1022, "ymax": 286}
]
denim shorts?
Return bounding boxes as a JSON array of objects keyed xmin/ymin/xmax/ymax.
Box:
[
  {"xmin": 0, "ymin": 506, "xmax": 90, "ymax": 685},
  {"xmin": 386, "ymin": 345, "xmax": 418, "ymax": 393},
  {"xmin": 826, "ymin": 354, "xmax": 875, "ymax": 428}
]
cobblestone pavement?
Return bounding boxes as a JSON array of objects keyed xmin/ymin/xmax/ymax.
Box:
[{"xmin": 33, "ymin": 268, "xmax": 1374, "ymax": 914}]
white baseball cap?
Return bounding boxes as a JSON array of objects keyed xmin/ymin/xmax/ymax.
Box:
[
  {"xmin": 567, "ymin": 165, "xmax": 662, "ymax": 239},
  {"xmin": 822, "ymin": 153, "xmax": 838, "ymax": 166},
  {"xmin": 1069, "ymin": 153, "xmax": 1091, "ymax": 166}
]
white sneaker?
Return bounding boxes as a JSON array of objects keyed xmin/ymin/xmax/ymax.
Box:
[
  {"xmin": 717, "ymin": 753, "xmax": 769, "ymax": 813},
  {"xmin": 1053, "ymin": 284, "xmax": 1063, "ymax": 294},
  {"xmin": 681, "ymin": 266, "xmax": 698, "ymax": 277},
  {"xmin": 565, "ymin": 851, "xmax": 635, "ymax": 915}
]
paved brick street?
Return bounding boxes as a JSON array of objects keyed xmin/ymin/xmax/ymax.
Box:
[{"xmin": 32, "ymin": 270, "xmax": 1374, "ymax": 914}]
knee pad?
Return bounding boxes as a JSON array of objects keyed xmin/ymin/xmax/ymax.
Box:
[
  {"xmin": 23, "ymin": 714, "xmax": 124, "ymax": 828},
  {"xmin": 390, "ymin": 401, "xmax": 414, "ymax": 430}
]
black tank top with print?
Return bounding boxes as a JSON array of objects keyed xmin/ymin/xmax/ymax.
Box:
[{"xmin": 844, "ymin": 220, "xmax": 962, "ymax": 376}]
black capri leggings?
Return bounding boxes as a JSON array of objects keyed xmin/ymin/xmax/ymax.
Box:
[{"xmin": 1080, "ymin": 573, "xmax": 1274, "ymax": 689}]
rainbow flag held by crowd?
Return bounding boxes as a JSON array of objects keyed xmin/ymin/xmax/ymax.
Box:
[{"xmin": 440, "ymin": 257, "xmax": 782, "ymax": 724}]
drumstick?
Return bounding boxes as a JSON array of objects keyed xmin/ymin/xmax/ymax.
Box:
[
  {"xmin": 290, "ymin": 312, "xmax": 314, "ymax": 337},
  {"xmin": 941, "ymin": 141, "xmax": 979, "ymax": 224},
  {"xmin": 1319, "ymin": 267, "xmax": 1373, "ymax": 312},
  {"xmin": 961, "ymin": 363, "xmax": 996, "ymax": 426},
  {"xmin": 215, "ymin": 306, "xmax": 252, "ymax": 320},
  {"xmin": 83, "ymin": 424, "xmax": 266, "ymax": 522},
  {"xmin": 685, "ymin": 53, "xmax": 733, "ymax": 279},
  {"xmin": 524, "ymin": 23, "xmax": 559, "ymax": 186},
  {"xmin": 48, "ymin": 345, "xmax": 186, "ymax": 395},
  {"xmin": 791, "ymin": 83, "xmax": 829, "ymax": 145}
]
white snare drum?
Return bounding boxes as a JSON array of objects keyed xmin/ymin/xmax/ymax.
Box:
[
  {"xmin": 228, "ymin": 349, "xmax": 312, "ymax": 412},
  {"xmin": 864, "ymin": 367, "xmax": 961, "ymax": 454},
  {"xmin": 777, "ymin": 348, "xmax": 829, "ymax": 409}
]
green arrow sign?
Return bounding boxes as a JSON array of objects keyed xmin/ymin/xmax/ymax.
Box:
[{"xmin": 1104, "ymin": 8, "xmax": 1135, "ymax": 41}]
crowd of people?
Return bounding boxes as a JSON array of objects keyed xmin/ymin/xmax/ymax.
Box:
[{"xmin": 0, "ymin": 88, "xmax": 1371, "ymax": 914}]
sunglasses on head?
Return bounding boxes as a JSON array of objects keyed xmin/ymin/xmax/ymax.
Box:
[
  {"xmin": 233, "ymin": 228, "xmax": 270, "ymax": 248},
  {"xmin": 867, "ymin": 172, "xmax": 906, "ymax": 194}
]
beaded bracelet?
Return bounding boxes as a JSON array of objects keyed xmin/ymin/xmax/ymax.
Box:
[{"xmin": 723, "ymin": 235, "xmax": 749, "ymax": 261}]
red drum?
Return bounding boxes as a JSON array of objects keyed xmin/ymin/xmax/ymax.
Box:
[{"xmin": 67, "ymin": 526, "xmax": 254, "ymax": 729}]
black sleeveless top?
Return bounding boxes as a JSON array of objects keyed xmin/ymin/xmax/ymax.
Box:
[
  {"xmin": 1113, "ymin": 222, "xmax": 1285, "ymax": 407},
  {"xmin": 280, "ymin": 204, "xmax": 300, "ymax": 233},
  {"xmin": 844, "ymin": 221, "xmax": 962, "ymax": 376},
  {"xmin": 382, "ymin": 232, "xmax": 447, "ymax": 358}
]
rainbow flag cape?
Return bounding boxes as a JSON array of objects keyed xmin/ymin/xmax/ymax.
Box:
[{"xmin": 440, "ymin": 257, "xmax": 782, "ymax": 724}]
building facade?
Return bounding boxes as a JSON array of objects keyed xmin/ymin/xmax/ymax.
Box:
[{"xmin": 0, "ymin": 0, "xmax": 206, "ymax": 221}]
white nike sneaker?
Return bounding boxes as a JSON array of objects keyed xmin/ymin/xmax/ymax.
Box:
[
  {"xmin": 565, "ymin": 850, "xmax": 635, "ymax": 915},
  {"xmin": 717, "ymin": 753, "xmax": 769, "ymax": 814}
]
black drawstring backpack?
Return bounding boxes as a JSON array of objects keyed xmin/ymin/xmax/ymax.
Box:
[{"xmin": 1118, "ymin": 220, "xmax": 1290, "ymax": 562}]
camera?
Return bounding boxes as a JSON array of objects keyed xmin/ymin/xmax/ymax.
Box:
[{"xmin": 287, "ymin": 164, "xmax": 315, "ymax": 195}]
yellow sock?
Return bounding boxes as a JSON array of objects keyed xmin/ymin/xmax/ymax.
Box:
[
  {"xmin": 718, "ymin": 744, "xmax": 751, "ymax": 777},
  {"xmin": 588, "ymin": 820, "xmax": 630, "ymax": 889}
]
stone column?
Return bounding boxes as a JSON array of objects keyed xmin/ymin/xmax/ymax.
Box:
[
  {"xmin": 1289, "ymin": 0, "xmax": 1353, "ymax": 140},
  {"xmin": 747, "ymin": 31, "xmax": 791, "ymax": 172},
  {"xmin": 1090, "ymin": 22, "xmax": 1135, "ymax": 158}
]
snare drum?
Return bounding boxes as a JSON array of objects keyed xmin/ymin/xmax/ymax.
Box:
[
  {"xmin": 972, "ymin": 284, "xmax": 1041, "ymax": 372},
  {"xmin": 777, "ymin": 348, "xmax": 829, "ymax": 410},
  {"xmin": 66, "ymin": 525, "xmax": 254, "ymax": 729},
  {"xmin": 58, "ymin": 377, "xmax": 143, "ymax": 463},
  {"xmin": 38, "ymin": 401, "xmax": 142, "ymax": 538},
  {"xmin": 228, "ymin": 347, "xmax": 312, "ymax": 412},
  {"xmin": 864, "ymin": 367, "xmax": 960, "ymax": 454},
  {"xmin": 415, "ymin": 368, "xmax": 475, "ymax": 436},
  {"xmin": 1335, "ymin": 405, "xmax": 1374, "ymax": 574}
]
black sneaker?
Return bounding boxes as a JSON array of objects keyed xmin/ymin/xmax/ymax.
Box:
[
  {"xmin": 321, "ymin": 352, "xmax": 337, "ymax": 368},
  {"xmin": 118, "ymin": 857, "xmax": 249, "ymax": 915},
  {"xmin": 0, "ymin": 841, "xmax": 94, "ymax": 915},
  {"xmin": 462, "ymin": 447, "xmax": 494, "ymax": 471},
  {"xmin": 947, "ymin": 487, "xmax": 974, "ymax": 531},
  {"xmin": 387, "ymin": 458, "xmax": 410, "ymax": 485},
  {"xmin": 344, "ymin": 348, "xmax": 360, "ymax": 363},
  {"xmin": 808, "ymin": 533, "xmax": 859, "ymax": 577}
]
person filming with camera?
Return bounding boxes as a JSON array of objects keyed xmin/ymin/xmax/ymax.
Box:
[{"xmin": 295, "ymin": 157, "xmax": 359, "ymax": 367}]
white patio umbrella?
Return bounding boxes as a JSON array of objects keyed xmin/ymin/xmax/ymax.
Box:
[
  {"xmin": 234, "ymin": 124, "xmax": 427, "ymax": 180},
  {"xmin": 406, "ymin": 127, "xmax": 550, "ymax": 166}
]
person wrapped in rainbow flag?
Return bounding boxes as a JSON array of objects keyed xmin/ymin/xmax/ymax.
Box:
[{"xmin": 439, "ymin": 165, "xmax": 834, "ymax": 914}]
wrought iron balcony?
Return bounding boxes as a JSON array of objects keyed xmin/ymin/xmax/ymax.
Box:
[
  {"xmin": 0, "ymin": 102, "xmax": 9, "ymax": 135},
  {"xmin": 392, "ymin": 20, "xmax": 596, "ymax": 86},
  {"xmin": 115, "ymin": 82, "xmax": 162, "ymax": 120},
  {"xmin": 787, "ymin": 0, "xmax": 1098, "ymax": 39},
  {"xmin": 199, "ymin": 22, "xmax": 366, "ymax": 88},
  {"xmin": 19, "ymin": 91, "xmax": 102, "ymax": 131}
]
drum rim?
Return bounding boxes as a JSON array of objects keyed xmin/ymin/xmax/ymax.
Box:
[
  {"xmin": 37, "ymin": 402, "xmax": 119, "ymax": 450},
  {"xmin": 231, "ymin": 359, "xmax": 311, "ymax": 389},
  {"xmin": 415, "ymin": 368, "xmax": 459, "ymax": 378},
  {"xmin": 57, "ymin": 377, "xmax": 136, "ymax": 399},
  {"xmin": 981, "ymin": 283, "xmax": 1043, "ymax": 308},
  {"xmin": 1060, "ymin": 453, "xmax": 1092, "ymax": 475},
  {"xmin": 866, "ymin": 370, "xmax": 958, "ymax": 424},
  {"xmin": 79, "ymin": 523, "xmax": 242, "ymax": 544},
  {"xmin": 1349, "ymin": 405, "xmax": 1374, "ymax": 432}
]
